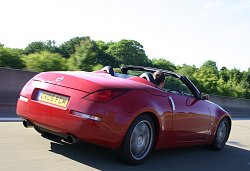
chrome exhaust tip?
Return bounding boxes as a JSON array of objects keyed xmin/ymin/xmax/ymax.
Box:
[{"xmin": 66, "ymin": 135, "xmax": 79, "ymax": 144}]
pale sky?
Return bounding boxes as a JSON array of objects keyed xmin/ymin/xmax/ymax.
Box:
[{"xmin": 1, "ymin": 0, "xmax": 250, "ymax": 71}]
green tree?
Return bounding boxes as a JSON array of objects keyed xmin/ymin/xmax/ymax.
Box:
[
  {"xmin": 228, "ymin": 68, "xmax": 243, "ymax": 84},
  {"xmin": 106, "ymin": 40, "xmax": 150, "ymax": 66},
  {"xmin": 201, "ymin": 60, "xmax": 219, "ymax": 76},
  {"xmin": 67, "ymin": 38, "xmax": 97, "ymax": 71},
  {"xmin": 23, "ymin": 40, "xmax": 58, "ymax": 55},
  {"xmin": 95, "ymin": 40, "xmax": 109, "ymax": 51},
  {"xmin": 176, "ymin": 64, "xmax": 196, "ymax": 77},
  {"xmin": 152, "ymin": 58, "xmax": 176, "ymax": 71},
  {"xmin": 242, "ymin": 68, "xmax": 250, "ymax": 90},
  {"xmin": 58, "ymin": 37, "xmax": 89, "ymax": 58},
  {"xmin": 176, "ymin": 64, "xmax": 199, "ymax": 86},
  {"xmin": 22, "ymin": 51, "xmax": 67, "ymax": 72},
  {"xmin": 219, "ymin": 67, "xmax": 230, "ymax": 82},
  {"xmin": 0, "ymin": 47, "xmax": 25, "ymax": 69},
  {"xmin": 225, "ymin": 68, "xmax": 247, "ymax": 98},
  {"xmin": 217, "ymin": 66, "xmax": 250, "ymax": 98},
  {"xmin": 95, "ymin": 41, "xmax": 119, "ymax": 67},
  {"xmin": 243, "ymin": 68, "xmax": 250, "ymax": 98},
  {"xmin": 193, "ymin": 60, "xmax": 219, "ymax": 94},
  {"xmin": 216, "ymin": 67, "xmax": 231, "ymax": 96}
]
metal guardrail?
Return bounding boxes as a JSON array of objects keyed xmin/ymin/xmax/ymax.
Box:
[{"xmin": 0, "ymin": 67, "xmax": 37, "ymax": 106}]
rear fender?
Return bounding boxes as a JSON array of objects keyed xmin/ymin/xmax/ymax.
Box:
[{"xmin": 114, "ymin": 90, "xmax": 170, "ymax": 148}]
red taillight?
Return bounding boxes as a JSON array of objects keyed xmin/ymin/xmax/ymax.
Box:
[{"xmin": 84, "ymin": 89, "xmax": 128, "ymax": 103}]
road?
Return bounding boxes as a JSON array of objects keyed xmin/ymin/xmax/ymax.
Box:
[{"xmin": 0, "ymin": 120, "xmax": 249, "ymax": 171}]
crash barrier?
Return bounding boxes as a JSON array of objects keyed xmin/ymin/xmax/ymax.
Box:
[
  {"xmin": 0, "ymin": 67, "xmax": 37, "ymax": 106},
  {"xmin": 0, "ymin": 68, "xmax": 249, "ymax": 116},
  {"xmin": 209, "ymin": 95, "xmax": 250, "ymax": 117}
]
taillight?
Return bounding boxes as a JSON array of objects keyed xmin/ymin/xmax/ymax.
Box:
[{"xmin": 83, "ymin": 89, "xmax": 128, "ymax": 103}]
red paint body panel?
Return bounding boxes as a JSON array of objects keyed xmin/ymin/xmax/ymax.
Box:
[{"xmin": 16, "ymin": 70, "xmax": 231, "ymax": 150}]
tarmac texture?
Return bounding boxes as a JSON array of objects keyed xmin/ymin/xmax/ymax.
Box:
[{"xmin": 0, "ymin": 120, "xmax": 249, "ymax": 171}]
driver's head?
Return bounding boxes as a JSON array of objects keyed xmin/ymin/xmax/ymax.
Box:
[{"xmin": 153, "ymin": 71, "xmax": 165, "ymax": 88}]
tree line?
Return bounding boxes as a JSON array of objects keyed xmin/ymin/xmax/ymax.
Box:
[{"xmin": 0, "ymin": 37, "xmax": 249, "ymax": 99}]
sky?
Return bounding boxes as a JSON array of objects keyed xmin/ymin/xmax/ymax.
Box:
[{"xmin": 1, "ymin": 0, "xmax": 250, "ymax": 71}]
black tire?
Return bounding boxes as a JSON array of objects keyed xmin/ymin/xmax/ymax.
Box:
[
  {"xmin": 118, "ymin": 114, "xmax": 155, "ymax": 165},
  {"xmin": 211, "ymin": 118, "xmax": 230, "ymax": 150}
]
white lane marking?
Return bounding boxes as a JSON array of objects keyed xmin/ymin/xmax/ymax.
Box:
[
  {"xmin": 232, "ymin": 118, "xmax": 250, "ymax": 120},
  {"xmin": 0, "ymin": 118, "xmax": 22, "ymax": 121}
]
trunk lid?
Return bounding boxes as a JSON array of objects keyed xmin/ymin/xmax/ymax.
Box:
[{"xmin": 32, "ymin": 71, "xmax": 134, "ymax": 92}]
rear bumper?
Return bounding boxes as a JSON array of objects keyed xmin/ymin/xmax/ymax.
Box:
[{"xmin": 16, "ymin": 84, "xmax": 132, "ymax": 149}]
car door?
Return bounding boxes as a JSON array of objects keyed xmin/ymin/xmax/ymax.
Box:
[
  {"xmin": 169, "ymin": 94, "xmax": 211, "ymax": 141},
  {"xmin": 165, "ymin": 76, "xmax": 211, "ymax": 142}
]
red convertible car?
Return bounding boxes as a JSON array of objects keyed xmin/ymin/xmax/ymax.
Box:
[{"xmin": 16, "ymin": 66, "xmax": 231, "ymax": 164}]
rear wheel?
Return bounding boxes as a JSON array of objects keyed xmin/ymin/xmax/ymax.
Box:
[
  {"xmin": 211, "ymin": 118, "xmax": 230, "ymax": 150},
  {"xmin": 119, "ymin": 114, "xmax": 155, "ymax": 165}
]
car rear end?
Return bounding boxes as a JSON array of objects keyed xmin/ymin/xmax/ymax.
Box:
[{"xmin": 16, "ymin": 71, "xmax": 134, "ymax": 149}]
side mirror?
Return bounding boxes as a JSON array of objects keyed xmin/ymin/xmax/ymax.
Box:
[{"xmin": 201, "ymin": 93, "xmax": 209, "ymax": 100}]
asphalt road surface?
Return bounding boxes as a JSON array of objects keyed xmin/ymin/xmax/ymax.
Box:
[{"xmin": 0, "ymin": 120, "xmax": 249, "ymax": 171}]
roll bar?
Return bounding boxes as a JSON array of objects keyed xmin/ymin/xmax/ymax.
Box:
[{"xmin": 121, "ymin": 65, "xmax": 202, "ymax": 99}]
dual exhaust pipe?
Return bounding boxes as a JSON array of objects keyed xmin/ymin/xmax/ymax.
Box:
[{"xmin": 22, "ymin": 119, "xmax": 79, "ymax": 144}]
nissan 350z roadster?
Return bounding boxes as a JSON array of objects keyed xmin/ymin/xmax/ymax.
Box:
[{"xmin": 16, "ymin": 66, "xmax": 231, "ymax": 165}]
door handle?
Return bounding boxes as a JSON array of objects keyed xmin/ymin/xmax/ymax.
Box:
[{"xmin": 168, "ymin": 96, "xmax": 176, "ymax": 111}]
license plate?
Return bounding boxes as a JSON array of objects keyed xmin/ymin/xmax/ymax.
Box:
[{"xmin": 37, "ymin": 90, "xmax": 69, "ymax": 108}]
